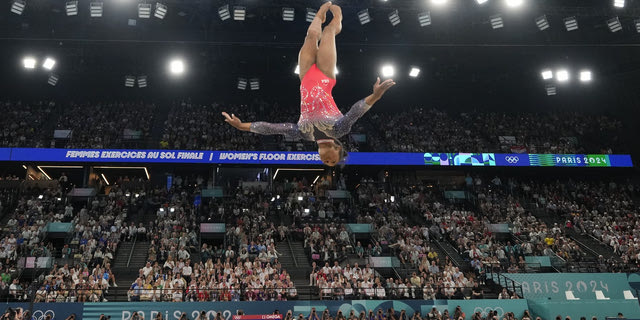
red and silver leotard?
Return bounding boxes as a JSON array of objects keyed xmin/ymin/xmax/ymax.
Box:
[{"xmin": 250, "ymin": 64, "xmax": 371, "ymax": 141}]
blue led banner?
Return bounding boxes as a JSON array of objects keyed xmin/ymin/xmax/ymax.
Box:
[{"xmin": 0, "ymin": 148, "xmax": 633, "ymax": 167}]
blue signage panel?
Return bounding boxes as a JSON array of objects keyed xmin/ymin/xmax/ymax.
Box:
[{"xmin": 1, "ymin": 148, "xmax": 634, "ymax": 167}]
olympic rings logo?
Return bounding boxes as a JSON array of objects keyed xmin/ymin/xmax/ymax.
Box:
[
  {"xmin": 505, "ymin": 156, "xmax": 519, "ymax": 164},
  {"xmin": 32, "ymin": 310, "xmax": 55, "ymax": 320},
  {"xmin": 473, "ymin": 307, "xmax": 504, "ymax": 318}
]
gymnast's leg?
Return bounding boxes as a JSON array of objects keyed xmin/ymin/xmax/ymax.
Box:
[
  {"xmin": 298, "ymin": 2, "xmax": 332, "ymax": 81},
  {"xmin": 316, "ymin": 4, "xmax": 342, "ymax": 80}
]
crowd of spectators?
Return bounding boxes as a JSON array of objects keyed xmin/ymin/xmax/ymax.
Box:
[
  {"xmin": 0, "ymin": 100, "xmax": 627, "ymax": 154},
  {"xmin": 55, "ymin": 101, "xmax": 155, "ymax": 148},
  {"xmin": 123, "ymin": 184, "xmax": 297, "ymax": 302},
  {"xmin": 161, "ymin": 101, "xmax": 261, "ymax": 151},
  {"xmin": 0, "ymin": 100, "xmax": 52, "ymax": 148},
  {"xmin": 367, "ymin": 108, "xmax": 625, "ymax": 154}
]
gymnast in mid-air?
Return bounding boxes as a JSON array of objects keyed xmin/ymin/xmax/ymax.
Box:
[{"xmin": 222, "ymin": 2, "xmax": 396, "ymax": 166}]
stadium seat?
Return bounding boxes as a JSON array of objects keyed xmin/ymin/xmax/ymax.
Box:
[
  {"xmin": 623, "ymin": 290, "xmax": 636, "ymax": 300},
  {"xmin": 595, "ymin": 290, "xmax": 610, "ymax": 300},
  {"xmin": 565, "ymin": 291, "xmax": 580, "ymax": 300}
]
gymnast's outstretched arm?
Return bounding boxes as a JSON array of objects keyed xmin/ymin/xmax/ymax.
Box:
[
  {"xmin": 333, "ymin": 77, "xmax": 396, "ymax": 137},
  {"xmin": 221, "ymin": 112, "xmax": 303, "ymax": 140}
]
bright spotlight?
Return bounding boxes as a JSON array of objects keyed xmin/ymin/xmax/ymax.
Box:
[
  {"xmin": 505, "ymin": 0, "xmax": 523, "ymax": 7},
  {"xmin": 614, "ymin": 0, "xmax": 625, "ymax": 8},
  {"xmin": 556, "ymin": 69, "xmax": 569, "ymax": 82},
  {"xmin": 409, "ymin": 67, "xmax": 421, "ymax": 78},
  {"xmin": 23, "ymin": 57, "xmax": 36, "ymax": 69},
  {"xmin": 297, "ymin": 196, "xmax": 303, "ymax": 201},
  {"xmin": 381, "ymin": 65, "xmax": 395, "ymax": 77},
  {"xmin": 476, "ymin": 0, "xmax": 489, "ymax": 4},
  {"xmin": 42, "ymin": 57, "xmax": 56, "ymax": 70},
  {"xmin": 580, "ymin": 70, "xmax": 592, "ymax": 82},
  {"xmin": 294, "ymin": 65, "xmax": 300, "ymax": 75},
  {"xmin": 169, "ymin": 59, "xmax": 184, "ymax": 75},
  {"xmin": 432, "ymin": 0, "xmax": 447, "ymax": 5},
  {"xmin": 541, "ymin": 69, "xmax": 553, "ymax": 80}
]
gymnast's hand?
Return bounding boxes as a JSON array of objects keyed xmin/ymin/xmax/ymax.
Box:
[
  {"xmin": 366, "ymin": 77, "xmax": 396, "ymax": 105},
  {"xmin": 222, "ymin": 112, "xmax": 251, "ymax": 131}
]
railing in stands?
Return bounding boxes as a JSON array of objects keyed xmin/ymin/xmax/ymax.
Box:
[{"xmin": 483, "ymin": 265, "xmax": 524, "ymax": 298}]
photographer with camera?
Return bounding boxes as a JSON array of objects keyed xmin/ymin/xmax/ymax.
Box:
[
  {"xmin": 195, "ymin": 311, "xmax": 208, "ymax": 320},
  {"xmin": 130, "ymin": 311, "xmax": 145, "ymax": 320}
]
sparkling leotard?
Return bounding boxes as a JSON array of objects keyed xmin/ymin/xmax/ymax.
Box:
[{"xmin": 250, "ymin": 64, "xmax": 371, "ymax": 141}]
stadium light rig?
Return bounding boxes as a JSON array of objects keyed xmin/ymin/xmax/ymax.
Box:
[
  {"xmin": 381, "ymin": 65, "xmax": 395, "ymax": 78},
  {"xmin": 154, "ymin": 3, "xmax": 167, "ymax": 19},
  {"xmin": 218, "ymin": 5, "xmax": 230, "ymax": 21},
  {"xmin": 614, "ymin": 0, "xmax": 625, "ymax": 8},
  {"xmin": 23, "ymin": 57, "xmax": 36, "ymax": 69},
  {"xmin": 418, "ymin": 12, "xmax": 431, "ymax": 27},
  {"xmin": 169, "ymin": 59, "xmax": 184, "ymax": 75},
  {"xmin": 137, "ymin": 76, "xmax": 147, "ymax": 88},
  {"xmin": 358, "ymin": 9, "xmax": 371, "ymax": 25},
  {"xmin": 138, "ymin": 3, "xmax": 151, "ymax": 19},
  {"xmin": 250, "ymin": 78, "xmax": 260, "ymax": 90},
  {"xmin": 409, "ymin": 67, "xmax": 421, "ymax": 78},
  {"xmin": 490, "ymin": 14, "xmax": 504, "ymax": 29},
  {"xmin": 11, "ymin": 0, "xmax": 26, "ymax": 15},
  {"xmin": 607, "ymin": 17, "xmax": 622, "ymax": 32},
  {"xmin": 237, "ymin": 77, "xmax": 247, "ymax": 90},
  {"xmin": 233, "ymin": 6, "xmax": 246, "ymax": 21},
  {"xmin": 388, "ymin": 10, "xmax": 400, "ymax": 26},
  {"xmin": 556, "ymin": 69, "xmax": 569, "ymax": 82},
  {"xmin": 282, "ymin": 7, "xmax": 294, "ymax": 22},
  {"xmin": 505, "ymin": 0, "xmax": 523, "ymax": 8},
  {"xmin": 47, "ymin": 74, "xmax": 59, "ymax": 86},
  {"xmin": 580, "ymin": 70, "xmax": 592, "ymax": 82},
  {"xmin": 65, "ymin": 1, "xmax": 78, "ymax": 16},
  {"xmin": 545, "ymin": 85, "xmax": 557, "ymax": 96},
  {"xmin": 306, "ymin": 8, "xmax": 317, "ymax": 23},
  {"xmin": 90, "ymin": 2, "xmax": 103, "ymax": 18},
  {"xmin": 636, "ymin": 19, "xmax": 640, "ymax": 33},
  {"xmin": 535, "ymin": 15, "xmax": 549, "ymax": 31},
  {"xmin": 125, "ymin": 75, "xmax": 135, "ymax": 87},
  {"xmin": 42, "ymin": 57, "xmax": 56, "ymax": 70},
  {"xmin": 564, "ymin": 17, "xmax": 578, "ymax": 31},
  {"xmin": 541, "ymin": 69, "xmax": 553, "ymax": 80}
]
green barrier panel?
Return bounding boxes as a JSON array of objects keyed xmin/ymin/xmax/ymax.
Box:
[
  {"xmin": 46, "ymin": 222, "xmax": 73, "ymax": 233},
  {"xmin": 525, "ymin": 256, "xmax": 552, "ymax": 268},
  {"xmin": 346, "ymin": 224, "xmax": 372, "ymax": 233},
  {"xmin": 527, "ymin": 299, "xmax": 640, "ymax": 320},
  {"xmin": 490, "ymin": 273, "xmax": 632, "ymax": 300}
]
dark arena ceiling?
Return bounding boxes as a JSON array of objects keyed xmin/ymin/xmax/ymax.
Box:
[{"xmin": 0, "ymin": 0, "xmax": 639, "ymax": 115}]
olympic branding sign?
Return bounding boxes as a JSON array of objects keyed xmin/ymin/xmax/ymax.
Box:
[
  {"xmin": 504, "ymin": 156, "xmax": 519, "ymax": 164},
  {"xmin": 32, "ymin": 309, "xmax": 55, "ymax": 320},
  {"xmin": 473, "ymin": 307, "xmax": 504, "ymax": 318}
]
